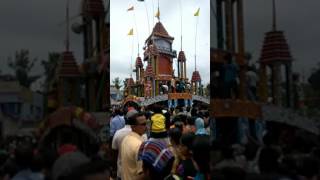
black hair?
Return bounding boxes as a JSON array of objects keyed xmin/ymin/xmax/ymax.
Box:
[
  {"xmin": 128, "ymin": 112, "xmax": 146, "ymax": 125},
  {"xmin": 164, "ymin": 111, "xmax": 171, "ymax": 130},
  {"xmin": 191, "ymin": 108, "xmax": 198, "ymax": 117},
  {"xmin": 169, "ymin": 128, "xmax": 182, "ymax": 145},
  {"xmin": 174, "ymin": 121, "xmax": 184, "ymax": 133},
  {"xmin": 179, "ymin": 114, "xmax": 187, "ymax": 124},
  {"xmin": 176, "ymin": 106, "xmax": 183, "ymax": 112},
  {"xmin": 192, "ymin": 135, "xmax": 211, "ymax": 174},
  {"xmin": 153, "ymin": 104, "xmax": 163, "ymax": 114},
  {"xmin": 198, "ymin": 111, "xmax": 209, "ymax": 119},
  {"xmin": 114, "ymin": 108, "xmax": 121, "ymax": 116},
  {"xmin": 180, "ymin": 133, "xmax": 195, "ymax": 150},
  {"xmin": 187, "ymin": 116, "xmax": 195, "ymax": 125},
  {"xmin": 186, "ymin": 106, "xmax": 191, "ymax": 112}
]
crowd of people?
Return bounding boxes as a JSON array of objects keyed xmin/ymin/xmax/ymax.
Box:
[
  {"xmin": 110, "ymin": 103, "xmax": 320, "ymax": 180},
  {"xmin": 0, "ymin": 103, "xmax": 319, "ymax": 180},
  {"xmin": 110, "ymin": 104, "xmax": 211, "ymax": 180}
]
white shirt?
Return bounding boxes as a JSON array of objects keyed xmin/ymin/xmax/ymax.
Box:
[
  {"xmin": 112, "ymin": 125, "xmax": 147, "ymax": 178},
  {"xmin": 246, "ymin": 71, "xmax": 258, "ymax": 87}
]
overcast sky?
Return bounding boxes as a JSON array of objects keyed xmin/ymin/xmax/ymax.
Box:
[
  {"xmin": 0, "ymin": 0, "xmax": 319, "ymax": 88},
  {"xmin": 110, "ymin": 0, "xmax": 210, "ymax": 85},
  {"xmin": 211, "ymin": 0, "xmax": 320, "ymax": 82}
]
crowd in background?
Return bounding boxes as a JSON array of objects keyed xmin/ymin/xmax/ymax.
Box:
[{"xmin": 0, "ymin": 103, "xmax": 319, "ymax": 180}]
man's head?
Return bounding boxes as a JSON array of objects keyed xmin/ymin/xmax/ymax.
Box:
[
  {"xmin": 128, "ymin": 112, "xmax": 147, "ymax": 136},
  {"xmin": 180, "ymin": 132, "xmax": 195, "ymax": 157},
  {"xmin": 198, "ymin": 110, "xmax": 210, "ymax": 127},
  {"xmin": 153, "ymin": 104, "xmax": 163, "ymax": 114},
  {"xmin": 125, "ymin": 109, "xmax": 138, "ymax": 124}
]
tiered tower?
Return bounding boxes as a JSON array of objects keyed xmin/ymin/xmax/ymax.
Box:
[
  {"xmin": 135, "ymin": 56, "xmax": 144, "ymax": 97},
  {"xmin": 258, "ymin": 0, "xmax": 293, "ymax": 107},
  {"xmin": 143, "ymin": 22, "xmax": 177, "ymax": 97},
  {"xmin": 81, "ymin": 0, "xmax": 109, "ymax": 111},
  {"xmin": 57, "ymin": 1, "xmax": 81, "ymax": 108}
]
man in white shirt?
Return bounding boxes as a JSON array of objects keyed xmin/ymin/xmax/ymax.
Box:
[
  {"xmin": 112, "ymin": 110, "xmax": 146, "ymax": 180},
  {"xmin": 120, "ymin": 112, "xmax": 147, "ymax": 180}
]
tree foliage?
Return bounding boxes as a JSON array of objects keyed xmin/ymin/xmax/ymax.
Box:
[
  {"xmin": 308, "ymin": 62, "xmax": 320, "ymax": 91},
  {"xmin": 112, "ymin": 77, "xmax": 122, "ymax": 90},
  {"xmin": 8, "ymin": 49, "xmax": 40, "ymax": 88},
  {"xmin": 41, "ymin": 52, "xmax": 61, "ymax": 91}
]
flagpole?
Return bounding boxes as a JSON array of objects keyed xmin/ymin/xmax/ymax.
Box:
[
  {"xmin": 195, "ymin": 12, "xmax": 199, "ymax": 71},
  {"xmin": 132, "ymin": 11, "xmax": 140, "ymax": 56},
  {"xmin": 151, "ymin": 0, "xmax": 155, "ymax": 26},
  {"xmin": 179, "ymin": 0, "xmax": 183, "ymax": 51},
  {"xmin": 130, "ymin": 35, "xmax": 134, "ymax": 78},
  {"xmin": 143, "ymin": 1, "xmax": 151, "ymax": 34},
  {"xmin": 66, "ymin": 0, "xmax": 70, "ymax": 51}
]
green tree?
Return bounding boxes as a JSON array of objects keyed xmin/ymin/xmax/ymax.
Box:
[
  {"xmin": 8, "ymin": 49, "xmax": 40, "ymax": 88},
  {"xmin": 307, "ymin": 62, "xmax": 320, "ymax": 108},
  {"xmin": 41, "ymin": 52, "xmax": 61, "ymax": 92},
  {"xmin": 113, "ymin": 77, "xmax": 122, "ymax": 91},
  {"xmin": 113, "ymin": 77, "xmax": 122, "ymax": 100},
  {"xmin": 308, "ymin": 62, "xmax": 320, "ymax": 91}
]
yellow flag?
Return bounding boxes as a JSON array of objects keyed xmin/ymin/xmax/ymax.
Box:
[
  {"xmin": 155, "ymin": 9, "xmax": 160, "ymax": 18},
  {"xmin": 127, "ymin": 6, "xmax": 134, "ymax": 11},
  {"xmin": 194, "ymin": 8, "xmax": 200, "ymax": 16},
  {"xmin": 127, "ymin": 28, "xmax": 133, "ymax": 35}
]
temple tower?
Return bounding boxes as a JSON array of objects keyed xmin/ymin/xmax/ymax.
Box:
[
  {"xmin": 143, "ymin": 22, "xmax": 177, "ymax": 97},
  {"xmin": 258, "ymin": 0, "xmax": 293, "ymax": 107},
  {"xmin": 57, "ymin": 1, "xmax": 81, "ymax": 107}
]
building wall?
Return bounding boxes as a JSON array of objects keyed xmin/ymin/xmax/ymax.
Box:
[
  {"xmin": 0, "ymin": 86, "xmax": 44, "ymax": 121},
  {"xmin": 157, "ymin": 56, "xmax": 172, "ymax": 76}
]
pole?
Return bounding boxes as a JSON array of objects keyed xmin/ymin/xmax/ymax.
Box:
[
  {"xmin": 132, "ymin": 11, "xmax": 140, "ymax": 56},
  {"xmin": 179, "ymin": 0, "xmax": 183, "ymax": 51},
  {"xmin": 152, "ymin": 0, "xmax": 155, "ymax": 26},
  {"xmin": 272, "ymin": 0, "xmax": 277, "ymax": 31},
  {"xmin": 195, "ymin": 15, "xmax": 199, "ymax": 71},
  {"xmin": 66, "ymin": 0, "xmax": 70, "ymax": 51},
  {"xmin": 131, "ymin": 36, "xmax": 134, "ymax": 78},
  {"xmin": 143, "ymin": 1, "xmax": 151, "ymax": 34}
]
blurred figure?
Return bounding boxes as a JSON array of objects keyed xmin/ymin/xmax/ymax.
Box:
[
  {"xmin": 176, "ymin": 133, "xmax": 197, "ymax": 179},
  {"xmin": 185, "ymin": 116, "xmax": 196, "ymax": 134},
  {"xmin": 62, "ymin": 160, "xmax": 111, "ymax": 180},
  {"xmin": 110, "ymin": 108, "xmax": 125, "ymax": 139},
  {"xmin": 195, "ymin": 118, "xmax": 208, "ymax": 135},
  {"xmin": 52, "ymin": 151, "xmax": 89, "ymax": 180},
  {"xmin": 12, "ymin": 142, "xmax": 44, "ymax": 180},
  {"xmin": 168, "ymin": 128, "xmax": 182, "ymax": 175},
  {"xmin": 120, "ymin": 112, "xmax": 147, "ymax": 180},
  {"xmin": 192, "ymin": 134, "xmax": 211, "ymax": 179},
  {"xmin": 112, "ymin": 109, "xmax": 145, "ymax": 180},
  {"xmin": 138, "ymin": 141, "xmax": 174, "ymax": 180},
  {"xmin": 296, "ymin": 156, "xmax": 319, "ymax": 180}
]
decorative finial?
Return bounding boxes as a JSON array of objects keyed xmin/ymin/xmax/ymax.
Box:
[
  {"xmin": 272, "ymin": 0, "xmax": 277, "ymax": 31},
  {"xmin": 155, "ymin": 0, "xmax": 160, "ymax": 22},
  {"xmin": 66, "ymin": 0, "xmax": 70, "ymax": 51}
]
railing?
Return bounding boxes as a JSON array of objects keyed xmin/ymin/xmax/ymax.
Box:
[{"xmin": 262, "ymin": 105, "xmax": 320, "ymax": 135}]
